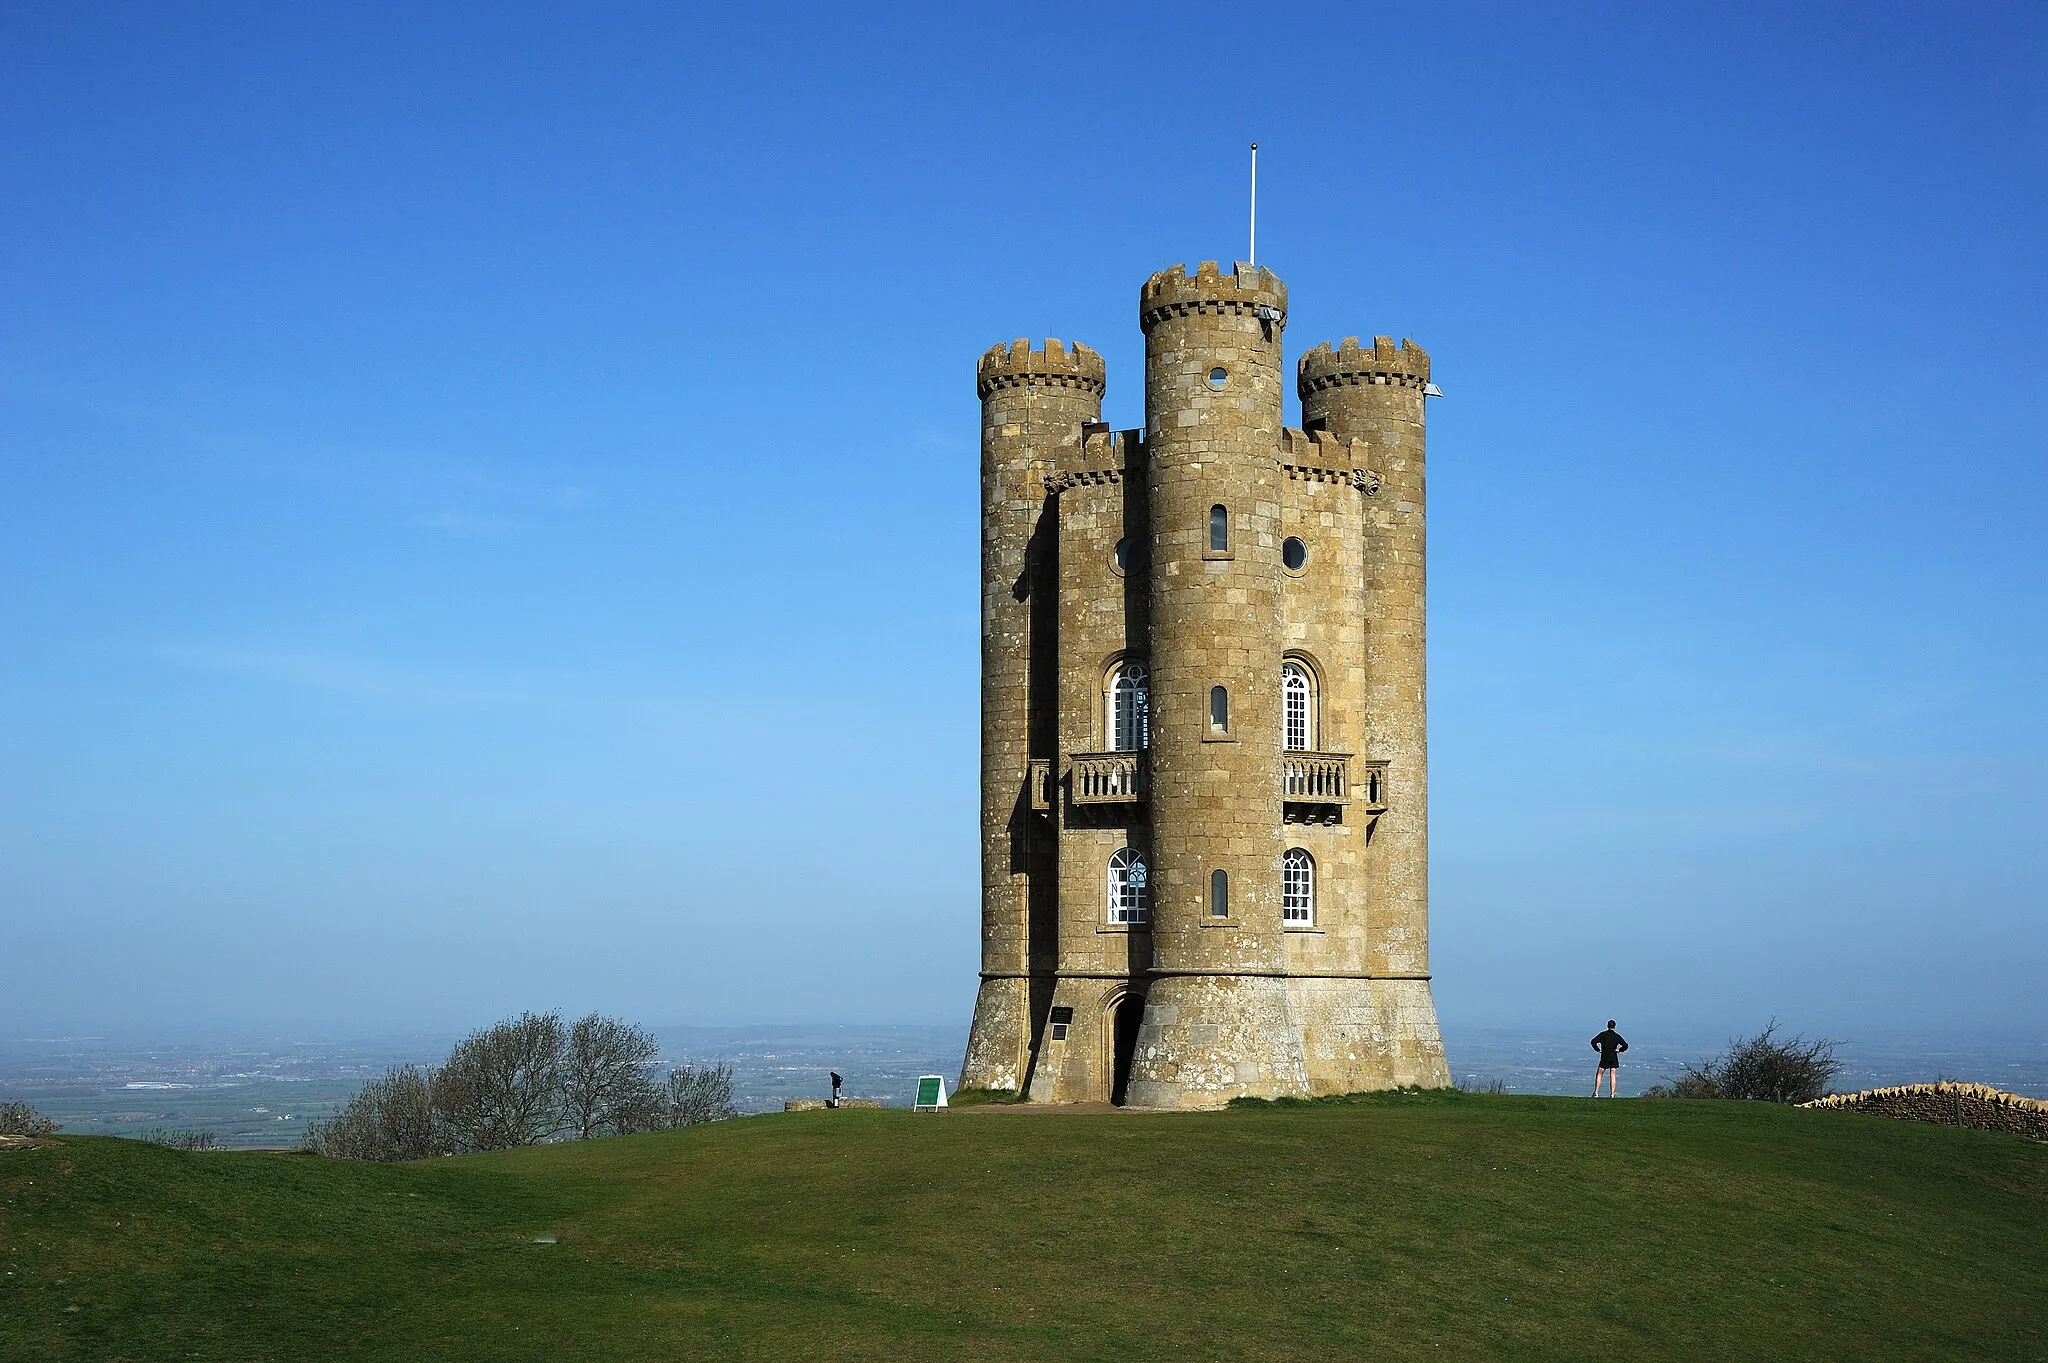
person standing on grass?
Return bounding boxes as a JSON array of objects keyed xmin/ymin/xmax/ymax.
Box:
[{"xmin": 1591, "ymin": 1020, "xmax": 1628, "ymax": 1096}]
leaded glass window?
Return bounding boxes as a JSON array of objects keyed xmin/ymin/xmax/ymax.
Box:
[
  {"xmin": 1108, "ymin": 848, "xmax": 1149, "ymax": 925},
  {"xmin": 1110, "ymin": 663, "xmax": 1150, "ymax": 751},
  {"xmin": 1283, "ymin": 848, "xmax": 1314, "ymax": 925},
  {"xmin": 1283, "ymin": 661, "xmax": 1312, "ymax": 751}
]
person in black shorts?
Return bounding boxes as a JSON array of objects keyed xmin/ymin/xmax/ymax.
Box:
[{"xmin": 1591, "ymin": 1020, "xmax": 1628, "ymax": 1096}]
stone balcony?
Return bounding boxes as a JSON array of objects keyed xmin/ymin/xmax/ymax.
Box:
[
  {"xmin": 1028, "ymin": 758, "xmax": 1053, "ymax": 813},
  {"xmin": 1282, "ymin": 752, "xmax": 1387, "ymax": 824},
  {"xmin": 1071, "ymin": 750, "xmax": 1147, "ymax": 804},
  {"xmin": 1051, "ymin": 750, "xmax": 1387, "ymax": 822}
]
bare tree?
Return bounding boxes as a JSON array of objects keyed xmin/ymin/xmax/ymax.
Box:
[
  {"xmin": 561, "ymin": 1014, "xmax": 662, "ymax": 1139},
  {"xmin": 1645, "ymin": 1020, "xmax": 1841, "ymax": 1103},
  {"xmin": 0, "ymin": 1101, "xmax": 59, "ymax": 1136},
  {"xmin": 144, "ymin": 1129, "xmax": 219, "ymax": 1150},
  {"xmin": 432, "ymin": 1011, "xmax": 568, "ymax": 1151},
  {"xmin": 302, "ymin": 1012, "xmax": 738, "ymax": 1160},
  {"xmin": 663, "ymin": 1062, "xmax": 740, "ymax": 1127},
  {"xmin": 303, "ymin": 1065, "xmax": 447, "ymax": 1161}
]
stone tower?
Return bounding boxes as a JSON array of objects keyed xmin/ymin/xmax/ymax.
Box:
[{"xmin": 960, "ymin": 262, "xmax": 1450, "ymax": 1109}]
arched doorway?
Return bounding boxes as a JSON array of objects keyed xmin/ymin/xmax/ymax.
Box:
[{"xmin": 1108, "ymin": 992, "xmax": 1144, "ymax": 1106}]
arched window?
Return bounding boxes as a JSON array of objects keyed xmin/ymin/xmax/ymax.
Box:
[
  {"xmin": 1109, "ymin": 662, "xmax": 1150, "ymax": 751},
  {"xmin": 1108, "ymin": 849, "xmax": 1149, "ymax": 925},
  {"xmin": 1283, "ymin": 848, "xmax": 1314, "ymax": 925},
  {"xmin": 1282, "ymin": 661, "xmax": 1313, "ymax": 751},
  {"xmin": 1209, "ymin": 868, "xmax": 1229, "ymax": 918},
  {"xmin": 1209, "ymin": 685, "xmax": 1229, "ymax": 734},
  {"xmin": 1209, "ymin": 504, "xmax": 1229, "ymax": 553}
]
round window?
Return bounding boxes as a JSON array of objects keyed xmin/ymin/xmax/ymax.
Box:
[
  {"xmin": 1282, "ymin": 537, "xmax": 1308, "ymax": 572},
  {"xmin": 1114, "ymin": 538, "xmax": 1131, "ymax": 572},
  {"xmin": 1206, "ymin": 367, "xmax": 1228, "ymax": 388}
]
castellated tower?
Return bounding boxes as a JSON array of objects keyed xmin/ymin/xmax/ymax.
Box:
[
  {"xmin": 961, "ymin": 337, "xmax": 1105, "ymax": 1094},
  {"xmin": 959, "ymin": 263, "xmax": 1450, "ymax": 1108}
]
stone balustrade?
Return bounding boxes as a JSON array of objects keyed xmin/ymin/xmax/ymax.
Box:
[
  {"xmin": 1282, "ymin": 751, "xmax": 1351, "ymax": 802},
  {"xmin": 1355, "ymin": 759, "xmax": 1388, "ymax": 810},
  {"xmin": 1071, "ymin": 751, "xmax": 1146, "ymax": 804},
  {"xmin": 1062, "ymin": 750, "xmax": 1387, "ymax": 815}
]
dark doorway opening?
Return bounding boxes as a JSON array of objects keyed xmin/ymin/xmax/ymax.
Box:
[{"xmin": 1109, "ymin": 994, "xmax": 1144, "ymax": 1106}]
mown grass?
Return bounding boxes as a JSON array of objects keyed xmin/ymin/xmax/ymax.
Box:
[{"xmin": 3, "ymin": 1090, "xmax": 2044, "ymax": 1361}]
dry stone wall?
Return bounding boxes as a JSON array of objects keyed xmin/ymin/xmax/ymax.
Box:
[{"xmin": 1802, "ymin": 1082, "xmax": 2048, "ymax": 1141}]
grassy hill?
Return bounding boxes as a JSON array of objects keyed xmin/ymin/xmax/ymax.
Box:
[{"xmin": 3, "ymin": 1090, "xmax": 2044, "ymax": 1361}]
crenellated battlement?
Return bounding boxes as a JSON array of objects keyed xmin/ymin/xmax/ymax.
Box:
[
  {"xmin": 1297, "ymin": 336, "xmax": 1431, "ymax": 394},
  {"xmin": 1277, "ymin": 426, "xmax": 1361, "ymax": 463},
  {"xmin": 977, "ymin": 337, "xmax": 1107, "ymax": 400},
  {"xmin": 1046, "ymin": 428, "xmax": 1146, "ymax": 491},
  {"xmin": 1276, "ymin": 427, "xmax": 1380, "ymax": 492},
  {"xmin": 1139, "ymin": 261, "xmax": 1287, "ymax": 332}
]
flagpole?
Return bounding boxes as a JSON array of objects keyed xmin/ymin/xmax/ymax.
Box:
[{"xmin": 1249, "ymin": 143, "xmax": 1258, "ymax": 265}]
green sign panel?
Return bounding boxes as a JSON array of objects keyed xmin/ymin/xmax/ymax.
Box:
[{"xmin": 914, "ymin": 1075, "xmax": 947, "ymax": 1111}]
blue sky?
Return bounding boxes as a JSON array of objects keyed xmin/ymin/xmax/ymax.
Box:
[{"xmin": 2, "ymin": 2, "xmax": 2043, "ymax": 1040}]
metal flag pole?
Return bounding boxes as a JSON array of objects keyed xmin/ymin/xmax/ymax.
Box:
[{"xmin": 1249, "ymin": 143, "xmax": 1258, "ymax": 265}]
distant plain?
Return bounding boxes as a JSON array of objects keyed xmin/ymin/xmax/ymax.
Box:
[{"xmin": 4, "ymin": 1024, "xmax": 2042, "ymax": 1148}]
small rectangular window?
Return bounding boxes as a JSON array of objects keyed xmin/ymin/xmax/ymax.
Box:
[
  {"xmin": 1210, "ymin": 868, "xmax": 1229, "ymax": 918},
  {"xmin": 1209, "ymin": 685, "xmax": 1229, "ymax": 733},
  {"xmin": 1209, "ymin": 504, "xmax": 1229, "ymax": 553}
]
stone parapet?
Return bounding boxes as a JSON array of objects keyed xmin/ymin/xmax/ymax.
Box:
[
  {"xmin": 1276, "ymin": 426, "xmax": 1378, "ymax": 491},
  {"xmin": 977, "ymin": 338, "xmax": 1107, "ymax": 399},
  {"xmin": 782, "ymin": 1098, "xmax": 884, "ymax": 1112},
  {"xmin": 1049, "ymin": 428, "xmax": 1146, "ymax": 491},
  {"xmin": 1139, "ymin": 261, "xmax": 1287, "ymax": 333},
  {"xmin": 1298, "ymin": 336, "xmax": 1431, "ymax": 393}
]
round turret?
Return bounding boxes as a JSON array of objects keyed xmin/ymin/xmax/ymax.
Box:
[
  {"xmin": 962, "ymin": 336, "xmax": 1104, "ymax": 1099},
  {"xmin": 1296, "ymin": 334, "xmax": 1433, "ymax": 1032},
  {"xmin": 1125, "ymin": 261, "xmax": 1308, "ymax": 1109},
  {"xmin": 1297, "ymin": 335, "xmax": 1428, "ymax": 391}
]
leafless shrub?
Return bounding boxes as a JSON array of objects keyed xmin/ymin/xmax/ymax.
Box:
[
  {"xmin": 1643, "ymin": 1021, "xmax": 1841, "ymax": 1104},
  {"xmin": 662, "ymin": 1063, "xmax": 739, "ymax": 1127},
  {"xmin": 432, "ymin": 1010, "xmax": 569, "ymax": 1151},
  {"xmin": 0, "ymin": 1101, "xmax": 59, "ymax": 1136},
  {"xmin": 144, "ymin": 1128, "xmax": 218, "ymax": 1150},
  {"xmin": 302, "ymin": 1065, "xmax": 448, "ymax": 1161},
  {"xmin": 1456, "ymin": 1077, "xmax": 1510, "ymax": 1095},
  {"xmin": 561, "ymin": 1014, "xmax": 664, "ymax": 1140}
]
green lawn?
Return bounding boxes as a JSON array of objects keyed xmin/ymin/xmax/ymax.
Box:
[{"xmin": 4, "ymin": 1090, "xmax": 2044, "ymax": 1361}]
